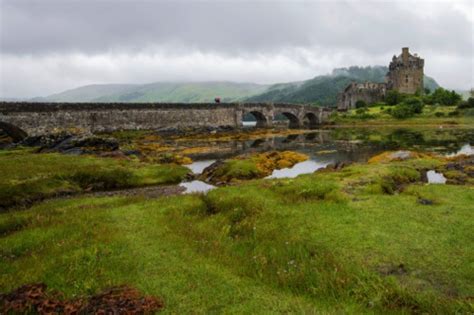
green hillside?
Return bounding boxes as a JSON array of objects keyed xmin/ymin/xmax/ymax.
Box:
[
  {"xmin": 39, "ymin": 82, "xmax": 269, "ymax": 103},
  {"xmin": 36, "ymin": 66, "xmax": 440, "ymax": 106},
  {"xmin": 247, "ymin": 66, "xmax": 440, "ymax": 107}
]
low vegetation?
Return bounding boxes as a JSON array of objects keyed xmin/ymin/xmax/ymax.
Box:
[
  {"xmin": 1, "ymin": 152, "xmax": 472, "ymax": 313},
  {"xmin": 0, "ymin": 149, "xmax": 189, "ymax": 210},
  {"xmin": 334, "ymin": 88, "xmax": 474, "ymax": 124},
  {"xmin": 200, "ymin": 151, "xmax": 308, "ymax": 184}
]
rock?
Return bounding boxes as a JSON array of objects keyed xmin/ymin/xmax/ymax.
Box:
[
  {"xmin": 418, "ymin": 198, "xmax": 434, "ymax": 205},
  {"xmin": 20, "ymin": 132, "xmax": 73, "ymax": 149},
  {"xmin": 368, "ymin": 150, "xmax": 429, "ymax": 163},
  {"xmin": 19, "ymin": 133, "xmax": 120, "ymax": 155}
]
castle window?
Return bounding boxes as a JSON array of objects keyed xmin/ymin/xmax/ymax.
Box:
[{"xmin": 405, "ymin": 75, "xmax": 409, "ymax": 83}]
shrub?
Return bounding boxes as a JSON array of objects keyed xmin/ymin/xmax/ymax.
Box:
[
  {"xmin": 457, "ymin": 98, "xmax": 474, "ymax": 109},
  {"xmin": 355, "ymin": 100, "xmax": 367, "ymax": 109},
  {"xmin": 403, "ymin": 97, "xmax": 424, "ymax": 114},
  {"xmin": 66, "ymin": 168, "xmax": 137, "ymax": 190},
  {"xmin": 385, "ymin": 90, "xmax": 405, "ymax": 105},
  {"xmin": 448, "ymin": 110, "xmax": 460, "ymax": 117},
  {"xmin": 434, "ymin": 112, "xmax": 445, "ymax": 117},
  {"xmin": 355, "ymin": 107, "xmax": 368, "ymax": 115},
  {"xmin": 390, "ymin": 103, "xmax": 414, "ymax": 119},
  {"xmin": 427, "ymin": 88, "xmax": 462, "ymax": 106}
]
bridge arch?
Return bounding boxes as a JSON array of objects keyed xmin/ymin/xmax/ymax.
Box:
[
  {"xmin": 302, "ymin": 112, "xmax": 319, "ymax": 128},
  {"xmin": 243, "ymin": 111, "xmax": 268, "ymax": 128},
  {"xmin": 0, "ymin": 121, "xmax": 28, "ymax": 142},
  {"xmin": 274, "ymin": 111, "xmax": 301, "ymax": 129}
]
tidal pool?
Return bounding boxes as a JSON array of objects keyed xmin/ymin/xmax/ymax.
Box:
[
  {"xmin": 266, "ymin": 160, "xmax": 331, "ymax": 179},
  {"xmin": 180, "ymin": 180, "xmax": 216, "ymax": 193},
  {"xmin": 186, "ymin": 160, "xmax": 216, "ymax": 174},
  {"xmin": 426, "ymin": 170, "xmax": 447, "ymax": 184}
]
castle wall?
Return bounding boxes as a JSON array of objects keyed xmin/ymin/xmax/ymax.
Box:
[{"xmin": 337, "ymin": 83, "xmax": 386, "ymax": 111}]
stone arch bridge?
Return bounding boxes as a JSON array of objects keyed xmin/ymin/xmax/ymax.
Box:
[{"xmin": 0, "ymin": 102, "xmax": 333, "ymax": 137}]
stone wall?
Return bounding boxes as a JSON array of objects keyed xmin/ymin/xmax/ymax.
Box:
[
  {"xmin": 0, "ymin": 102, "xmax": 331, "ymax": 136},
  {"xmin": 337, "ymin": 82, "xmax": 386, "ymax": 111}
]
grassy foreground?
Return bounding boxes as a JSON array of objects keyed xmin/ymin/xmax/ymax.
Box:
[
  {"xmin": 1, "ymin": 153, "xmax": 473, "ymax": 313},
  {"xmin": 0, "ymin": 149, "xmax": 189, "ymax": 210}
]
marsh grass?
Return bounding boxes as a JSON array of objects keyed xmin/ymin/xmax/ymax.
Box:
[
  {"xmin": 0, "ymin": 151, "xmax": 472, "ymax": 313},
  {"xmin": 0, "ymin": 149, "xmax": 189, "ymax": 210}
]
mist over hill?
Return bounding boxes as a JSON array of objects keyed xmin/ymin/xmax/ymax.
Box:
[
  {"xmin": 33, "ymin": 66, "xmax": 440, "ymax": 106},
  {"xmin": 246, "ymin": 66, "xmax": 440, "ymax": 106}
]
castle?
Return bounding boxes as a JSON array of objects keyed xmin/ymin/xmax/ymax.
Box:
[{"xmin": 337, "ymin": 47, "xmax": 424, "ymax": 111}]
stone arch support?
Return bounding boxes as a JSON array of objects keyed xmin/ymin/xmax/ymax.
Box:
[{"xmin": 0, "ymin": 121, "xmax": 28, "ymax": 142}]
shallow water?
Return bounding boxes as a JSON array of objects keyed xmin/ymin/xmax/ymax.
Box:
[
  {"xmin": 185, "ymin": 160, "xmax": 216, "ymax": 174},
  {"xmin": 266, "ymin": 160, "xmax": 331, "ymax": 179},
  {"xmin": 179, "ymin": 180, "xmax": 216, "ymax": 193},
  {"xmin": 447, "ymin": 144, "xmax": 473, "ymax": 157},
  {"xmin": 176, "ymin": 127, "xmax": 473, "ymax": 188},
  {"xmin": 426, "ymin": 170, "xmax": 447, "ymax": 184}
]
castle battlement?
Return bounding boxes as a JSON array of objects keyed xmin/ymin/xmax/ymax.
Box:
[{"xmin": 337, "ymin": 47, "xmax": 424, "ymax": 111}]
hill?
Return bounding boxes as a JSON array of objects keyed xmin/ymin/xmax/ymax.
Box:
[
  {"xmin": 34, "ymin": 66, "xmax": 440, "ymax": 106},
  {"xmin": 246, "ymin": 66, "xmax": 440, "ymax": 106},
  {"xmin": 37, "ymin": 82, "xmax": 269, "ymax": 103}
]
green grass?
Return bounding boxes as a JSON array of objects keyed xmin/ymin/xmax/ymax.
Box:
[
  {"xmin": 332, "ymin": 105, "xmax": 474, "ymax": 126},
  {"xmin": 1, "ymin": 156, "xmax": 472, "ymax": 313},
  {"xmin": 0, "ymin": 149, "xmax": 189, "ymax": 209}
]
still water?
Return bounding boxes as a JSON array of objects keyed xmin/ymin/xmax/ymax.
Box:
[{"xmin": 178, "ymin": 127, "xmax": 473, "ymax": 193}]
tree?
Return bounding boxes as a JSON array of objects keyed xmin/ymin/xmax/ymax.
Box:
[
  {"xmin": 355, "ymin": 100, "xmax": 367, "ymax": 108},
  {"xmin": 429, "ymin": 88, "xmax": 462, "ymax": 106},
  {"xmin": 385, "ymin": 90, "xmax": 405, "ymax": 105},
  {"xmin": 404, "ymin": 97, "xmax": 424, "ymax": 114},
  {"xmin": 390, "ymin": 103, "xmax": 414, "ymax": 119}
]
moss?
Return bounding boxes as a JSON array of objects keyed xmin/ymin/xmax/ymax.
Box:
[
  {"xmin": 0, "ymin": 150, "xmax": 189, "ymax": 210},
  {"xmin": 368, "ymin": 150, "xmax": 433, "ymax": 164},
  {"xmin": 200, "ymin": 151, "xmax": 308, "ymax": 184}
]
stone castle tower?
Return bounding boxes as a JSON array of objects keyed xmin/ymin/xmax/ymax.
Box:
[
  {"xmin": 386, "ymin": 47, "xmax": 424, "ymax": 94},
  {"xmin": 337, "ymin": 47, "xmax": 425, "ymax": 111}
]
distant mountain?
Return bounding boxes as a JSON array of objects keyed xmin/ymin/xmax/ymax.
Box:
[
  {"xmin": 32, "ymin": 66, "xmax": 440, "ymax": 106},
  {"xmin": 37, "ymin": 82, "xmax": 269, "ymax": 103},
  {"xmin": 246, "ymin": 66, "xmax": 440, "ymax": 106}
]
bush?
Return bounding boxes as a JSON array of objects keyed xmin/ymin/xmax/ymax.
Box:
[
  {"xmin": 355, "ymin": 100, "xmax": 367, "ymax": 108},
  {"xmin": 434, "ymin": 112, "xmax": 445, "ymax": 117},
  {"xmin": 355, "ymin": 107, "xmax": 368, "ymax": 115},
  {"xmin": 427, "ymin": 88, "xmax": 462, "ymax": 106},
  {"xmin": 390, "ymin": 103, "xmax": 415, "ymax": 119},
  {"xmin": 385, "ymin": 90, "xmax": 405, "ymax": 105},
  {"xmin": 66, "ymin": 168, "xmax": 137, "ymax": 190},
  {"xmin": 448, "ymin": 110, "xmax": 460, "ymax": 117},
  {"xmin": 457, "ymin": 97, "xmax": 474, "ymax": 109},
  {"xmin": 403, "ymin": 97, "xmax": 424, "ymax": 114}
]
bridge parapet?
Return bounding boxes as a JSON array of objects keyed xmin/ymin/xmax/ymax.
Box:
[{"xmin": 0, "ymin": 102, "xmax": 332, "ymax": 136}]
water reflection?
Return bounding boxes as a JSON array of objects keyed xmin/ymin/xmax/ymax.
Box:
[
  {"xmin": 180, "ymin": 180, "xmax": 216, "ymax": 193},
  {"xmin": 447, "ymin": 144, "xmax": 473, "ymax": 157},
  {"xmin": 426, "ymin": 170, "xmax": 447, "ymax": 184},
  {"xmin": 186, "ymin": 160, "xmax": 216, "ymax": 174},
  {"xmin": 266, "ymin": 160, "xmax": 331, "ymax": 179}
]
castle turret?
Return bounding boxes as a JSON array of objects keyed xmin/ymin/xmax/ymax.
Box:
[{"xmin": 386, "ymin": 47, "xmax": 424, "ymax": 94}]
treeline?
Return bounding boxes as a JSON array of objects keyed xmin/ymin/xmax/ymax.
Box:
[{"xmin": 354, "ymin": 88, "xmax": 474, "ymax": 119}]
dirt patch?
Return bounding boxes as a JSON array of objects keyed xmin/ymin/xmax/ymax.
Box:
[
  {"xmin": 0, "ymin": 283, "xmax": 164, "ymax": 314},
  {"xmin": 87, "ymin": 185, "xmax": 186, "ymax": 198}
]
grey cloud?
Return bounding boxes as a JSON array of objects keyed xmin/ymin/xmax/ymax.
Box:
[
  {"xmin": 1, "ymin": 1, "xmax": 472, "ymax": 57},
  {"xmin": 0, "ymin": 0, "xmax": 472, "ymax": 97}
]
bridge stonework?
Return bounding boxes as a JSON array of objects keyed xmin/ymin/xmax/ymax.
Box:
[{"xmin": 0, "ymin": 102, "xmax": 333, "ymax": 136}]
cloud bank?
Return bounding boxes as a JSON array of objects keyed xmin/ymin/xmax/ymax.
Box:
[{"xmin": 0, "ymin": 0, "xmax": 472, "ymax": 97}]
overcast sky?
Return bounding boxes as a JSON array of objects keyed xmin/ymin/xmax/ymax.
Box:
[{"xmin": 0, "ymin": 0, "xmax": 472, "ymax": 98}]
